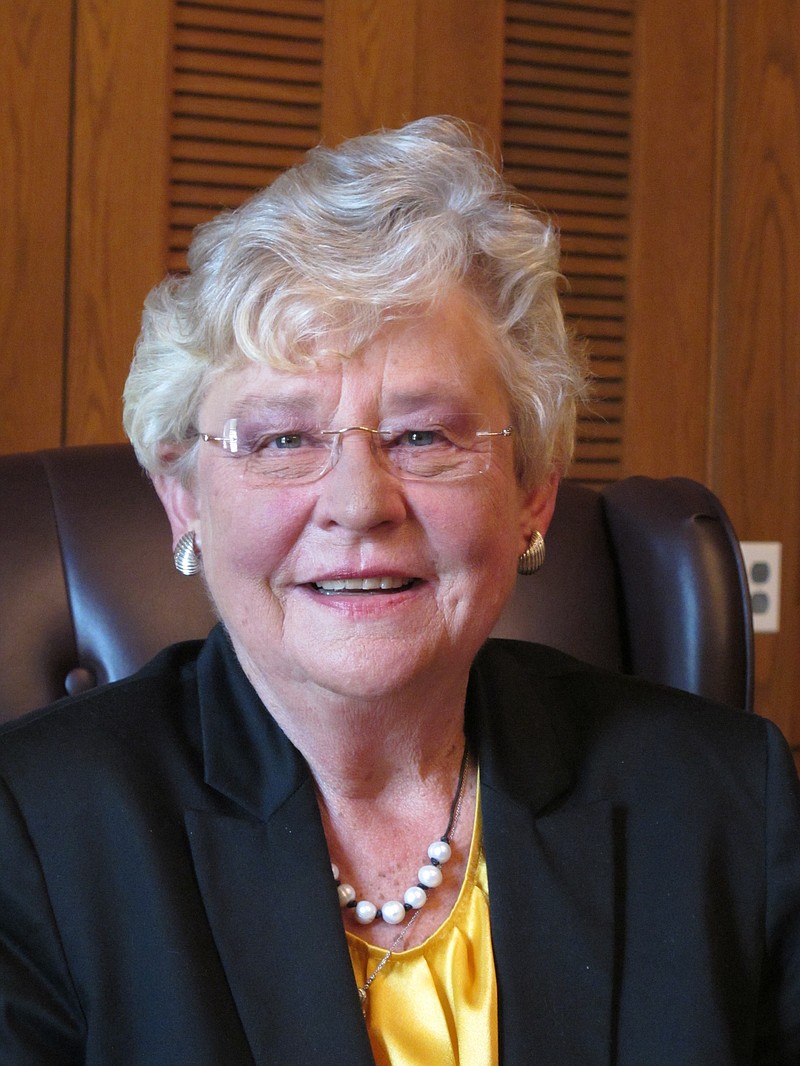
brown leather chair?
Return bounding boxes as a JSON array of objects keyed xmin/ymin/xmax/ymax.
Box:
[{"xmin": 0, "ymin": 444, "xmax": 754, "ymax": 724}]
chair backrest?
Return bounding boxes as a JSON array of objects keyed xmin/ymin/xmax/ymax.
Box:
[{"xmin": 0, "ymin": 443, "xmax": 754, "ymax": 724}]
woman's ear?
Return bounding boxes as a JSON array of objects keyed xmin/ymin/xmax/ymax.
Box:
[
  {"xmin": 153, "ymin": 473, "xmax": 202, "ymax": 551},
  {"xmin": 517, "ymin": 471, "xmax": 560, "ymax": 555}
]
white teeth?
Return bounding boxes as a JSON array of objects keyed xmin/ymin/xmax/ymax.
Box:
[
  {"xmin": 315, "ymin": 576, "xmax": 411, "ymax": 592},
  {"xmin": 379, "ymin": 576, "xmax": 405, "ymax": 590}
]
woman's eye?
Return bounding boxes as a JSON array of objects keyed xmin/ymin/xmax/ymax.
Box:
[
  {"xmin": 272, "ymin": 433, "xmax": 305, "ymax": 450},
  {"xmin": 247, "ymin": 431, "xmax": 306, "ymax": 452},
  {"xmin": 401, "ymin": 429, "xmax": 440, "ymax": 447}
]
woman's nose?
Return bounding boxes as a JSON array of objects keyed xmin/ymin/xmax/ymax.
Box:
[{"xmin": 315, "ymin": 430, "xmax": 407, "ymax": 531}]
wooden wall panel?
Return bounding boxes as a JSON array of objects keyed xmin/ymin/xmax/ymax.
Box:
[
  {"xmin": 322, "ymin": 0, "xmax": 417, "ymax": 140},
  {"xmin": 0, "ymin": 1, "xmax": 72, "ymax": 453},
  {"xmin": 502, "ymin": 0, "xmax": 634, "ymax": 485},
  {"xmin": 623, "ymin": 0, "xmax": 721, "ymax": 483},
  {"xmin": 322, "ymin": 0, "xmax": 504, "ymax": 144},
  {"xmin": 714, "ymin": 0, "xmax": 800, "ymax": 744},
  {"xmin": 168, "ymin": 0, "xmax": 325, "ymax": 272},
  {"xmin": 65, "ymin": 0, "xmax": 172, "ymax": 446},
  {"xmin": 413, "ymin": 0, "xmax": 504, "ymax": 146}
]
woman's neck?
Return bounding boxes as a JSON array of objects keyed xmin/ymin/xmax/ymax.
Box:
[
  {"xmin": 235, "ymin": 643, "xmax": 471, "ymax": 803},
  {"xmin": 233, "ymin": 644, "xmax": 477, "ymax": 951}
]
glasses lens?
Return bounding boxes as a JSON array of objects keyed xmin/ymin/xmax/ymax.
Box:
[
  {"xmin": 206, "ymin": 415, "xmax": 504, "ymax": 483},
  {"xmin": 242, "ymin": 429, "xmax": 331, "ymax": 482},
  {"xmin": 380, "ymin": 424, "xmax": 491, "ymax": 480}
]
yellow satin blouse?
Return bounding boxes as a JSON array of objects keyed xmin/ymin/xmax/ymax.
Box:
[{"xmin": 345, "ymin": 791, "xmax": 497, "ymax": 1066}]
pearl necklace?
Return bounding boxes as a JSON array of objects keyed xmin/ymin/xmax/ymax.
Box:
[
  {"xmin": 330, "ymin": 742, "xmax": 472, "ymax": 1015},
  {"xmin": 331, "ymin": 742, "xmax": 470, "ymax": 927}
]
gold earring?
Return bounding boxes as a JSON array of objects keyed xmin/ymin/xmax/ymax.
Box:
[
  {"xmin": 517, "ymin": 531, "xmax": 545, "ymax": 576},
  {"xmin": 173, "ymin": 531, "xmax": 201, "ymax": 576}
]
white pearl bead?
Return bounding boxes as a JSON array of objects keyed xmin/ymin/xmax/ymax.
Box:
[
  {"xmin": 331, "ymin": 863, "xmax": 339, "ymax": 880},
  {"xmin": 418, "ymin": 864, "xmax": 443, "ymax": 888},
  {"xmin": 354, "ymin": 900, "xmax": 378, "ymax": 924},
  {"xmin": 404, "ymin": 885, "xmax": 427, "ymax": 909},
  {"xmin": 427, "ymin": 840, "xmax": 452, "ymax": 864},
  {"xmin": 380, "ymin": 900, "xmax": 406, "ymax": 924},
  {"xmin": 337, "ymin": 883, "xmax": 356, "ymax": 907}
]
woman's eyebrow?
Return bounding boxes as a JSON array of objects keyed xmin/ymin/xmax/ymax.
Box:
[
  {"xmin": 224, "ymin": 387, "xmax": 472, "ymax": 423},
  {"xmin": 384, "ymin": 389, "xmax": 472, "ymax": 415},
  {"xmin": 227, "ymin": 393, "xmax": 322, "ymax": 420}
]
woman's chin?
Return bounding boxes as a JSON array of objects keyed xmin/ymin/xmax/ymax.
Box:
[{"xmin": 290, "ymin": 630, "xmax": 453, "ymax": 703}]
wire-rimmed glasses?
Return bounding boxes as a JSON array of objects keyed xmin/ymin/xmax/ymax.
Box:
[{"xmin": 197, "ymin": 415, "xmax": 514, "ymax": 485}]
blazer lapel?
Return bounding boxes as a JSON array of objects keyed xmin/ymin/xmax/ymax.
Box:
[
  {"xmin": 482, "ymin": 788, "xmax": 616, "ymax": 1066},
  {"xmin": 186, "ymin": 629, "xmax": 375, "ymax": 1066},
  {"xmin": 471, "ymin": 642, "xmax": 617, "ymax": 1066},
  {"xmin": 185, "ymin": 791, "xmax": 374, "ymax": 1066}
]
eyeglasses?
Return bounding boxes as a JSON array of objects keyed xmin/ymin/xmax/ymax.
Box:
[{"xmin": 197, "ymin": 416, "xmax": 514, "ymax": 485}]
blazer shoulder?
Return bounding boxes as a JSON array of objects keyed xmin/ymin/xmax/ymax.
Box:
[
  {"xmin": 478, "ymin": 636, "xmax": 760, "ymax": 726},
  {"xmin": 0, "ymin": 639, "xmax": 205, "ymax": 780},
  {"xmin": 478, "ymin": 637, "xmax": 599, "ymax": 677},
  {"xmin": 474, "ymin": 637, "xmax": 772, "ymax": 788}
]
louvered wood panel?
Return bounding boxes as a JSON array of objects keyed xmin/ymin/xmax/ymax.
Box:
[
  {"xmin": 168, "ymin": 0, "xmax": 324, "ymax": 271},
  {"xmin": 503, "ymin": 0, "xmax": 634, "ymax": 485}
]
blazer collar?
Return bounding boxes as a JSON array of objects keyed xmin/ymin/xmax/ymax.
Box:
[
  {"xmin": 466, "ymin": 640, "xmax": 576, "ymax": 811},
  {"xmin": 196, "ymin": 625, "xmax": 307, "ymax": 819}
]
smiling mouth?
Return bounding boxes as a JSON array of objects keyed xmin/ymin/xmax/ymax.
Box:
[{"xmin": 312, "ymin": 576, "xmax": 417, "ymax": 594}]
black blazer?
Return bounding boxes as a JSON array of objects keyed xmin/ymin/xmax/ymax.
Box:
[{"xmin": 1, "ymin": 626, "xmax": 798, "ymax": 1065}]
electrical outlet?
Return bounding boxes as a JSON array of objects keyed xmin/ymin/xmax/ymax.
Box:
[{"xmin": 740, "ymin": 542, "xmax": 782, "ymax": 633}]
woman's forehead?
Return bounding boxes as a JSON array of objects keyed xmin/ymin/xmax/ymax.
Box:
[
  {"xmin": 203, "ymin": 298, "xmax": 506, "ymax": 417},
  {"xmin": 202, "ymin": 362, "xmax": 503, "ymax": 422}
]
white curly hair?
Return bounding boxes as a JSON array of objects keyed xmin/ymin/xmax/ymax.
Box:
[{"xmin": 123, "ymin": 116, "xmax": 586, "ymax": 488}]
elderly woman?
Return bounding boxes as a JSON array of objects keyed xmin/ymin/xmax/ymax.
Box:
[{"xmin": 1, "ymin": 117, "xmax": 799, "ymax": 1065}]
